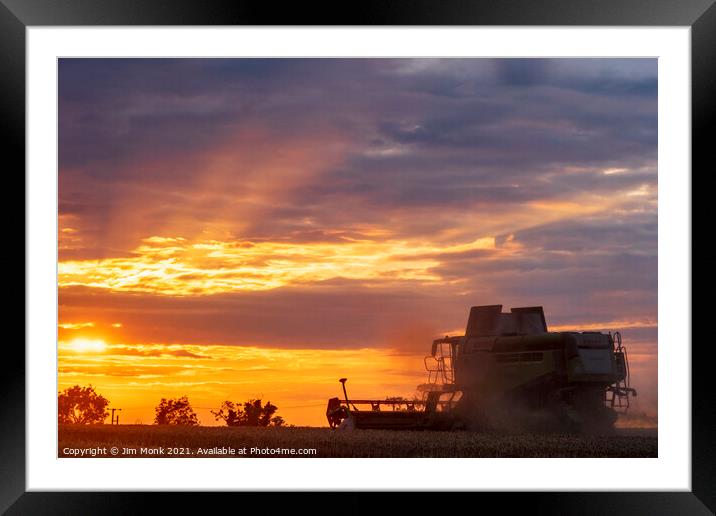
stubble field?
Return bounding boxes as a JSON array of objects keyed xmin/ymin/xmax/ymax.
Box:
[{"xmin": 58, "ymin": 424, "xmax": 657, "ymax": 458}]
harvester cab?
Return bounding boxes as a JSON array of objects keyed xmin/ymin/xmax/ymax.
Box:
[{"xmin": 326, "ymin": 304, "xmax": 637, "ymax": 432}]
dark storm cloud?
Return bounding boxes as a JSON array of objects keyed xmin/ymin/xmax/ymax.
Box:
[
  {"xmin": 493, "ymin": 58, "xmax": 657, "ymax": 97},
  {"xmin": 495, "ymin": 58, "xmax": 553, "ymax": 87},
  {"xmin": 59, "ymin": 57, "xmax": 658, "ymax": 352},
  {"xmin": 59, "ymin": 59, "xmax": 658, "ymax": 234},
  {"xmin": 508, "ymin": 213, "xmax": 658, "ymax": 254},
  {"xmin": 59, "ymin": 58, "xmax": 657, "ymax": 176},
  {"xmin": 298, "ymin": 154, "xmax": 654, "ymax": 212}
]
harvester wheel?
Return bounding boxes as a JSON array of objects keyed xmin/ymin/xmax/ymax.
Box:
[
  {"xmin": 556, "ymin": 389, "xmax": 618, "ymax": 434},
  {"xmin": 579, "ymin": 406, "xmax": 618, "ymax": 434}
]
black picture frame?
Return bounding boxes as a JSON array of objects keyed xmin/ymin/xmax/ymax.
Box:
[{"xmin": 3, "ymin": 0, "xmax": 713, "ymax": 513}]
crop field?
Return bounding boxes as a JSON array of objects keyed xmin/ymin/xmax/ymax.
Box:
[{"xmin": 58, "ymin": 425, "xmax": 657, "ymax": 458}]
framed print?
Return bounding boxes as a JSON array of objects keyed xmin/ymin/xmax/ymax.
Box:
[{"xmin": 4, "ymin": 0, "xmax": 713, "ymax": 513}]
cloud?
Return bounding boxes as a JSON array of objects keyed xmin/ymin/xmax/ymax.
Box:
[
  {"xmin": 107, "ymin": 346, "xmax": 211, "ymax": 359},
  {"xmin": 58, "ymin": 234, "xmax": 499, "ymax": 295},
  {"xmin": 59, "ymin": 58, "xmax": 657, "ymax": 256},
  {"xmin": 58, "ymin": 321, "xmax": 95, "ymax": 330},
  {"xmin": 58, "ymin": 58, "xmax": 658, "ymax": 374}
]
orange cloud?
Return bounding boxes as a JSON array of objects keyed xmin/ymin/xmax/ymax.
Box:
[
  {"xmin": 58, "ymin": 234, "xmax": 497, "ymax": 296},
  {"xmin": 58, "ymin": 321, "xmax": 95, "ymax": 330},
  {"xmin": 549, "ymin": 319, "xmax": 657, "ymax": 332}
]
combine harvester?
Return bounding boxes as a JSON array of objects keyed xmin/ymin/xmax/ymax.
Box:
[{"xmin": 326, "ymin": 305, "xmax": 636, "ymax": 432}]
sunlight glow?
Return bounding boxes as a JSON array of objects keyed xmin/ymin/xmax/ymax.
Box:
[
  {"xmin": 58, "ymin": 234, "xmax": 497, "ymax": 296},
  {"xmin": 58, "ymin": 342, "xmax": 427, "ymax": 426},
  {"xmin": 68, "ymin": 338, "xmax": 108, "ymax": 353}
]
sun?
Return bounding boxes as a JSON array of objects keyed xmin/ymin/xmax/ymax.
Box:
[{"xmin": 68, "ymin": 338, "xmax": 107, "ymax": 353}]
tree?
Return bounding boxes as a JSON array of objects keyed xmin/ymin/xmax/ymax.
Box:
[
  {"xmin": 270, "ymin": 416, "xmax": 285, "ymax": 427},
  {"xmin": 58, "ymin": 385, "xmax": 110, "ymax": 425},
  {"xmin": 212, "ymin": 398, "xmax": 284, "ymax": 427},
  {"xmin": 154, "ymin": 396, "xmax": 199, "ymax": 426}
]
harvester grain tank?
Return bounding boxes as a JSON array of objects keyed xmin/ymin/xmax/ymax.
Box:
[{"xmin": 326, "ymin": 305, "xmax": 636, "ymax": 432}]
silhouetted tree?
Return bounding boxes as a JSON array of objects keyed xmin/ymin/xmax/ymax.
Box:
[
  {"xmin": 212, "ymin": 401, "xmax": 241, "ymax": 426},
  {"xmin": 212, "ymin": 399, "xmax": 283, "ymax": 427},
  {"xmin": 154, "ymin": 396, "xmax": 199, "ymax": 426},
  {"xmin": 58, "ymin": 385, "xmax": 110, "ymax": 425}
]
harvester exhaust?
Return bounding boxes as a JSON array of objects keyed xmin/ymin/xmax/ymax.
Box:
[{"xmin": 339, "ymin": 378, "xmax": 350, "ymax": 409}]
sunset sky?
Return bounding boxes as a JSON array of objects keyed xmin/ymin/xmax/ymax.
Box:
[{"xmin": 58, "ymin": 58, "xmax": 657, "ymax": 426}]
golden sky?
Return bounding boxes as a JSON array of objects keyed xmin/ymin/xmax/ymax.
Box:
[
  {"xmin": 58, "ymin": 58, "xmax": 658, "ymax": 426},
  {"xmin": 58, "ymin": 339, "xmax": 430, "ymax": 426}
]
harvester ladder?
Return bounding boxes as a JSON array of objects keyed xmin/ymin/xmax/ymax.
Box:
[
  {"xmin": 440, "ymin": 355, "xmax": 455, "ymax": 384},
  {"xmin": 424, "ymin": 340, "xmax": 456, "ymax": 386},
  {"xmin": 607, "ymin": 331, "xmax": 634, "ymax": 411}
]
